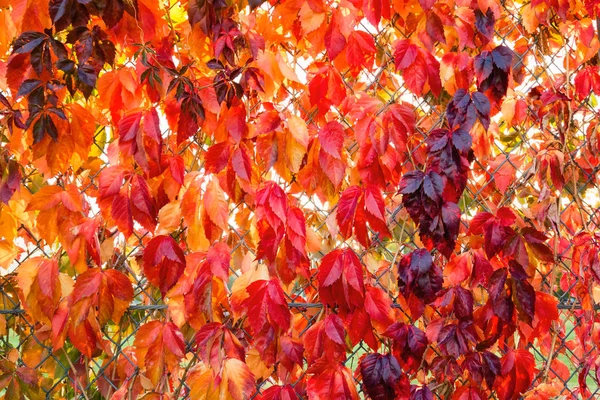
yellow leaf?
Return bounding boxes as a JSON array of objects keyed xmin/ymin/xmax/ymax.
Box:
[
  {"xmin": 298, "ymin": 3, "xmax": 325, "ymax": 34},
  {"xmin": 287, "ymin": 115, "xmax": 309, "ymax": 149},
  {"xmin": 0, "ymin": 240, "xmax": 18, "ymax": 271},
  {"xmin": 245, "ymin": 348, "xmax": 274, "ymax": 380},
  {"xmin": 157, "ymin": 201, "xmax": 183, "ymax": 234},
  {"xmin": 188, "ymin": 367, "xmax": 218, "ymax": 400},
  {"xmin": 220, "ymin": 358, "xmax": 255, "ymax": 400},
  {"xmin": 204, "ymin": 178, "xmax": 229, "ymax": 231}
]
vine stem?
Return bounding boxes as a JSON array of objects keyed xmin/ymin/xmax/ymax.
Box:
[
  {"xmin": 173, "ymin": 353, "xmax": 197, "ymax": 398},
  {"xmin": 62, "ymin": 349, "xmax": 90, "ymax": 400},
  {"xmin": 543, "ymin": 196, "xmax": 561, "ymax": 381}
]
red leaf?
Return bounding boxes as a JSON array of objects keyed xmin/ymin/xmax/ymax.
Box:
[
  {"xmin": 143, "ymin": 235, "xmax": 186, "ymax": 296},
  {"xmin": 402, "ymin": 56, "xmax": 427, "ymax": 96},
  {"xmin": 232, "ymin": 146, "xmax": 252, "ymax": 181},
  {"xmin": 336, "ymin": 186, "xmax": 362, "ymax": 238},
  {"xmin": 255, "ymin": 110, "xmax": 281, "ymax": 135},
  {"xmin": 243, "ymin": 279, "xmax": 291, "ymax": 335},
  {"xmin": 336, "ymin": 185, "xmax": 389, "ymax": 247},
  {"xmin": 494, "ymin": 349, "xmax": 536, "ymax": 400},
  {"xmin": 530, "ymin": 292, "xmax": 558, "ymax": 339},
  {"xmin": 134, "ymin": 321, "xmax": 186, "ymax": 386},
  {"xmin": 382, "ymin": 103, "xmax": 415, "ymax": 154},
  {"xmin": 195, "ymin": 323, "xmax": 245, "ymax": 371},
  {"xmin": 205, "ymin": 142, "xmax": 232, "ymax": 174},
  {"xmin": 111, "ymin": 187, "xmax": 133, "ymax": 238},
  {"xmin": 362, "ymin": 0, "xmax": 390, "ymax": 26},
  {"xmin": 206, "ymin": 242, "xmax": 231, "ymax": 281},
  {"xmin": 309, "ymin": 66, "xmax": 347, "ymax": 115},
  {"xmin": 303, "ymin": 314, "xmax": 346, "ymax": 364},
  {"xmin": 256, "ymin": 385, "xmax": 298, "ymax": 400},
  {"xmin": 393, "ymin": 40, "xmax": 419, "ymax": 70},
  {"xmin": 130, "ymin": 175, "xmax": 157, "ymax": 232},
  {"xmin": 319, "ymin": 121, "xmax": 345, "ymax": 159},
  {"xmin": 118, "ymin": 111, "xmax": 142, "ymax": 142},
  {"xmin": 227, "ymin": 106, "xmax": 247, "ymax": 142},
  {"xmin": 364, "ymin": 285, "xmax": 394, "ymax": 329},
  {"xmin": 346, "ymin": 31, "xmax": 376, "ymax": 75},
  {"xmin": 319, "ymin": 150, "xmax": 346, "ymax": 188},
  {"xmin": 318, "ymin": 249, "xmax": 365, "ymax": 315},
  {"xmin": 307, "ymin": 360, "xmax": 359, "ymax": 400},
  {"xmin": 575, "ymin": 66, "xmax": 600, "ymax": 99},
  {"xmin": 71, "ymin": 268, "xmax": 133, "ymax": 326},
  {"xmin": 324, "ymin": 9, "xmax": 346, "ymax": 60}
]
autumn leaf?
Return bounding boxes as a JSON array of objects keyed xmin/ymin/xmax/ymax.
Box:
[
  {"xmin": 307, "ymin": 360, "xmax": 359, "ymax": 400},
  {"xmin": 336, "ymin": 185, "xmax": 390, "ymax": 247},
  {"xmin": 384, "ymin": 322, "xmax": 428, "ymax": 373},
  {"xmin": 309, "ymin": 66, "xmax": 347, "ymax": 114},
  {"xmin": 256, "ymin": 385, "xmax": 298, "ymax": 400},
  {"xmin": 188, "ymin": 357, "xmax": 255, "ymax": 400},
  {"xmin": 70, "ymin": 268, "xmax": 133, "ymax": 326},
  {"xmin": 304, "ymin": 314, "xmax": 347, "ymax": 364},
  {"xmin": 143, "ymin": 235, "xmax": 186, "ymax": 296},
  {"xmin": 318, "ymin": 248, "xmax": 365, "ymax": 315},
  {"xmin": 360, "ymin": 353, "xmax": 404, "ymax": 400},
  {"xmin": 243, "ymin": 279, "xmax": 291, "ymax": 335},
  {"xmin": 494, "ymin": 349, "xmax": 537, "ymax": 400},
  {"xmin": 0, "ymin": 0, "xmax": 592, "ymax": 397},
  {"xmin": 134, "ymin": 321, "xmax": 186, "ymax": 386},
  {"xmin": 397, "ymin": 249, "xmax": 443, "ymax": 305},
  {"xmin": 16, "ymin": 258, "xmax": 61, "ymax": 324},
  {"xmin": 393, "ymin": 40, "xmax": 441, "ymax": 97}
]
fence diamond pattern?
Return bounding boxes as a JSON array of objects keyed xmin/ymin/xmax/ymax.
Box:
[{"xmin": 1, "ymin": 0, "xmax": 599, "ymax": 399}]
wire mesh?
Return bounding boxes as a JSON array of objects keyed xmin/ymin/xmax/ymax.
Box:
[{"xmin": 0, "ymin": 0, "xmax": 599, "ymax": 399}]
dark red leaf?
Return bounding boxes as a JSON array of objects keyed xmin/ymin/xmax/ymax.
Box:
[
  {"xmin": 453, "ymin": 286, "xmax": 473, "ymax": 320},
  {"xmin": 360, "ymin": 353, "xmax": 403, "ymax": 400},
  {"xmin": 397, "ymin": 249, "xmax": 442, "ymax": 304},
  {"xmin": 513, "ymin": 279, "xmax": 535, "ymax": 325},
  {"xmin": 425, "ymin": 12, "xmax": 445, "ymax": 44},
  {"xmin": 384, "ymin": 322, "xmax": 428, "ymax": 373}
]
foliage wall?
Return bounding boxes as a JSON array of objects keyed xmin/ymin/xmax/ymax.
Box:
[{"xmin": 1, "ymin": 0, "xmax": 600, "ymax": 398}]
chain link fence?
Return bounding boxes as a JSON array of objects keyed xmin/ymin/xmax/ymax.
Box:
[{"xmin": 1, "ymin": 0, "xmax": 599, "ymax": 398}]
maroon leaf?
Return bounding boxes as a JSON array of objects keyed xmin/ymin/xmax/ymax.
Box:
[
  {"xmin": 487, "ymin": 268, "xmax": 513, "ymax": 322},
  {"xmin": 438, "ymin": 321, "xmax": 478, "ymax": 358},
  {"xmin": 425, "ymin": 11, "xmax": 446, "ymax": 44},
  {"xmin": 513, "ymin": 279, "xmax": 535, "ymax": 325},
  {"xmin": 453, "ymin": 286, "xmax": 473, "ymax": 320},
  {"xmin": 397, "ymin": 249, "xmax": 442, "ymax": 304},
  {"xmin": 384, "ymin": 322, "xmax": 428, "ymax": 373},
  {"xmin": 411, "ymin": 385, "xmax": 433, "ymax": 400},
  {"xmin": 360, "ymin": 353, "xmax": 403, "ymax": 400}
]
